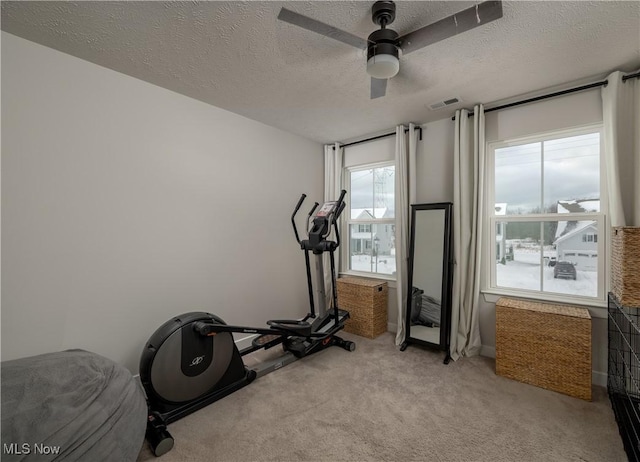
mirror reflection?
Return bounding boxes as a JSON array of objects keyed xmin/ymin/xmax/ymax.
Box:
[
  {"xmin": 401, "ymin": 202, "xmax": 453, "ymax": 363},
  {"xmin": 409, "ymin": 210, "xmax": 445, "ymax": 344}
]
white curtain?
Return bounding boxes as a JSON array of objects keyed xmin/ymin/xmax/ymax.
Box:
[
  {"xmin": 635, "ymin": 75, "xmax": 640, "ymax": 226},
  {"xmin": 602, "ymin": 70, "xmax": 640, "ymax": 226},
  {"xmin": 450, "ymin": 105, "xmax": 484, "ymax": 360},
  {"xmin": 324, "ymin": 143, "xmax": 344, "ymax": 311},
  {"xmin": 395, "ymin": 123, "xmax": 418, "ymax": 346}
]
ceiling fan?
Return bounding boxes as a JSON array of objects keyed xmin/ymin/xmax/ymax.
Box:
[{"xmin": 278, "ymin": 1, "xmax": 503, "ymax": 99}]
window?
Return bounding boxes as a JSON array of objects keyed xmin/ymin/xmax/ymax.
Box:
[
  {"xmin": 344, "ymin": 163, "xmax": 395, "ymax": 277},
  {"xmin": 486, "ymin": 125, "xmax": 606, "ymax": 304}
]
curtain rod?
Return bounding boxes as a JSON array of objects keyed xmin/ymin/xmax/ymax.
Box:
[
  {"xmin": 332, "ymin": 125, "xmax": 423, "ymax": 150},
  {"xmin": 622, "ymin": 71, "xmax": 640, "ymax": 82},
  {"xmin": 452, "ymin": 80, "xmax": 608, "ymax": 120}
]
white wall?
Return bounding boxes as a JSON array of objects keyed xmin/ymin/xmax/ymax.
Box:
[
  {"xmin": 625, "ymin": 78, "xmax": 640, "ymax": 226},
  {"xmin": 1, "ymin": 33, "xmax": 323, "ymax": 373},
  {"xmin": 416, "ymin": 118, "xmax": 455, "ymax": 204}
]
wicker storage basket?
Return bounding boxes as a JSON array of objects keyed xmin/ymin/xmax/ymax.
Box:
[
  {"xmin": 496, "ymin": 297, "xmax": 592, "ymax": 400},
  {"xmin": 336, "ymin": 277, "xmax": 388, "ymax": 339},
  {"xmin": 612, "ymin": 227, "xmax": 640, "ymax": 307}
]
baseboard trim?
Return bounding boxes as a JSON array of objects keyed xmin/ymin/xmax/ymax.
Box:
[
  {"xmin": 480, "ymin": 345, "xmax": 496, "ymax": 358},
  {"xmin": 592, "ymin": 370, "xmax": 607, "ymax": 388},
  {"xmin": 236, "ymin": 334, "xmax": 258, "ymax": 350},
  {"xmin": 388, "ymin": 322, "xmax": 397, "ymax": 333}
]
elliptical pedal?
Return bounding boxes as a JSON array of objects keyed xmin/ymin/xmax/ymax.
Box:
[
  {"xmin": 283, "ymin": 337, "xmax": 309, "ymax": 358},
  {"xmin": 252, "ymin": 334, "xmax": 283, "ymax": 350}
]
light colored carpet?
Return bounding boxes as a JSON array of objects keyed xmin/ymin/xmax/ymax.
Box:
[{"xmin": 137, "ymin": 332, "xmax": 626, "ymax": 462}]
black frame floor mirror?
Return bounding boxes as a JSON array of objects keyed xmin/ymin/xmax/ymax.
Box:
[{"xmin": 400, "ymin": 202, "xmax": 453, "ymax": 364}]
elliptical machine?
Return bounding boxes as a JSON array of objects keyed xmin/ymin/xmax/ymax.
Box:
[{"xmin": 140, "ymin": 190, "xmax": 354, "ymax": 456}]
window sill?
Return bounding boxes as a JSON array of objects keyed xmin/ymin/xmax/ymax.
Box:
[
  {"xmin": 339, "ymin": 271, "xmax": 397, "ymax": 289},
  {"xmin": 481, "ymin": 289, "xmax": 607, "ymax": 319}
]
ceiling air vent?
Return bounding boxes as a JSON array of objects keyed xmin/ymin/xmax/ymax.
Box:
[{"xmin": 428, "ymin": 97, "xmax": 461, "ymax": 110}]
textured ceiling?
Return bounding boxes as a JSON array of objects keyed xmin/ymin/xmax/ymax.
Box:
[{"xmin": 2, "ymin": 1, "xmax": 639, "ymax": 143}]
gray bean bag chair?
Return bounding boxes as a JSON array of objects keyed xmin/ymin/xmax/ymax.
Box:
[{"xmin": 1, "ymin": 349, "xmax": 147, "ymax": 461}]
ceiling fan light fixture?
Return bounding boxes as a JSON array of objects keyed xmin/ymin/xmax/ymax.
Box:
[
  {"xmin": 366, "ymin": 27, "xmax": 400, "ymax": 79},
  {"xmin": 367, "ymin": 53, "xmax": 399, "ymax": 79}
]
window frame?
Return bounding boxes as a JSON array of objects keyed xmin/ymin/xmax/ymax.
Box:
[
  {"xmin": 483, "ymin": 123, "xmax": 608, "ymax": 307},
  {"xmin": 341, "ymin": 161, "xmax": 396, "ymax": 281}
]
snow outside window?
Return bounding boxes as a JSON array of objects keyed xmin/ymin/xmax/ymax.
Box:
[
  {"xmin": 486, "ymin": 125, "xmax": 606, "ymax": 305},
  {"xmin": 344, "ymin": 163, "xmax": 396, "ymax": 278}
]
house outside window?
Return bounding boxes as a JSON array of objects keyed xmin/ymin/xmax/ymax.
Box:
[
  {"xmin": 344, "ymin": 163, "xmax": 396, "ymax": 278},
  {"xmin": 485, "ymin": 124, "xmax": 606, "ymax": 304}
]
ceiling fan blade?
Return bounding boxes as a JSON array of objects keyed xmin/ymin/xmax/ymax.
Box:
[
  {"xmin": 371, "ymin": 78, "xmax": 387, "ymax": 99},
  {"xmin": 278, "ymin": 8, "xmax": 368, "ymax": 50},
  {"xmin": 398, "ymin": 0, "xmax": 503, "ymax": 55}
]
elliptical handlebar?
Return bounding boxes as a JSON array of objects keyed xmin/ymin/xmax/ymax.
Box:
[
  {"xmin": 307, "ymin": 202, "xmax": 319, "ymax": 234},
  {"xmin": 330, "ymin": 190, "xmax": 347, "ymax": 247},
  {"xmin": 292, "ymin": 189, "xmax": 347, "ymax": 246},
  {"xmin": 335, "ymin": 189, "xmax": 347, "ymax": 215},
  {"xmin": 291, "ymin": 194, "xmax": 306, "ymax": 244}
]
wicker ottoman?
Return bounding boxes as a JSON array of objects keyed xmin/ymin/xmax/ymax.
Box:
[
  {"xmin": 612, "ymin": 226, "xmax": 640, "ymax": 307},
  {"xmin": 336, "ymin": 277, "xmax": 388, "ymax": 339},
  {"xmin": 495, "ymin": 297, "xmax": 592, "ymax": 400}
]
